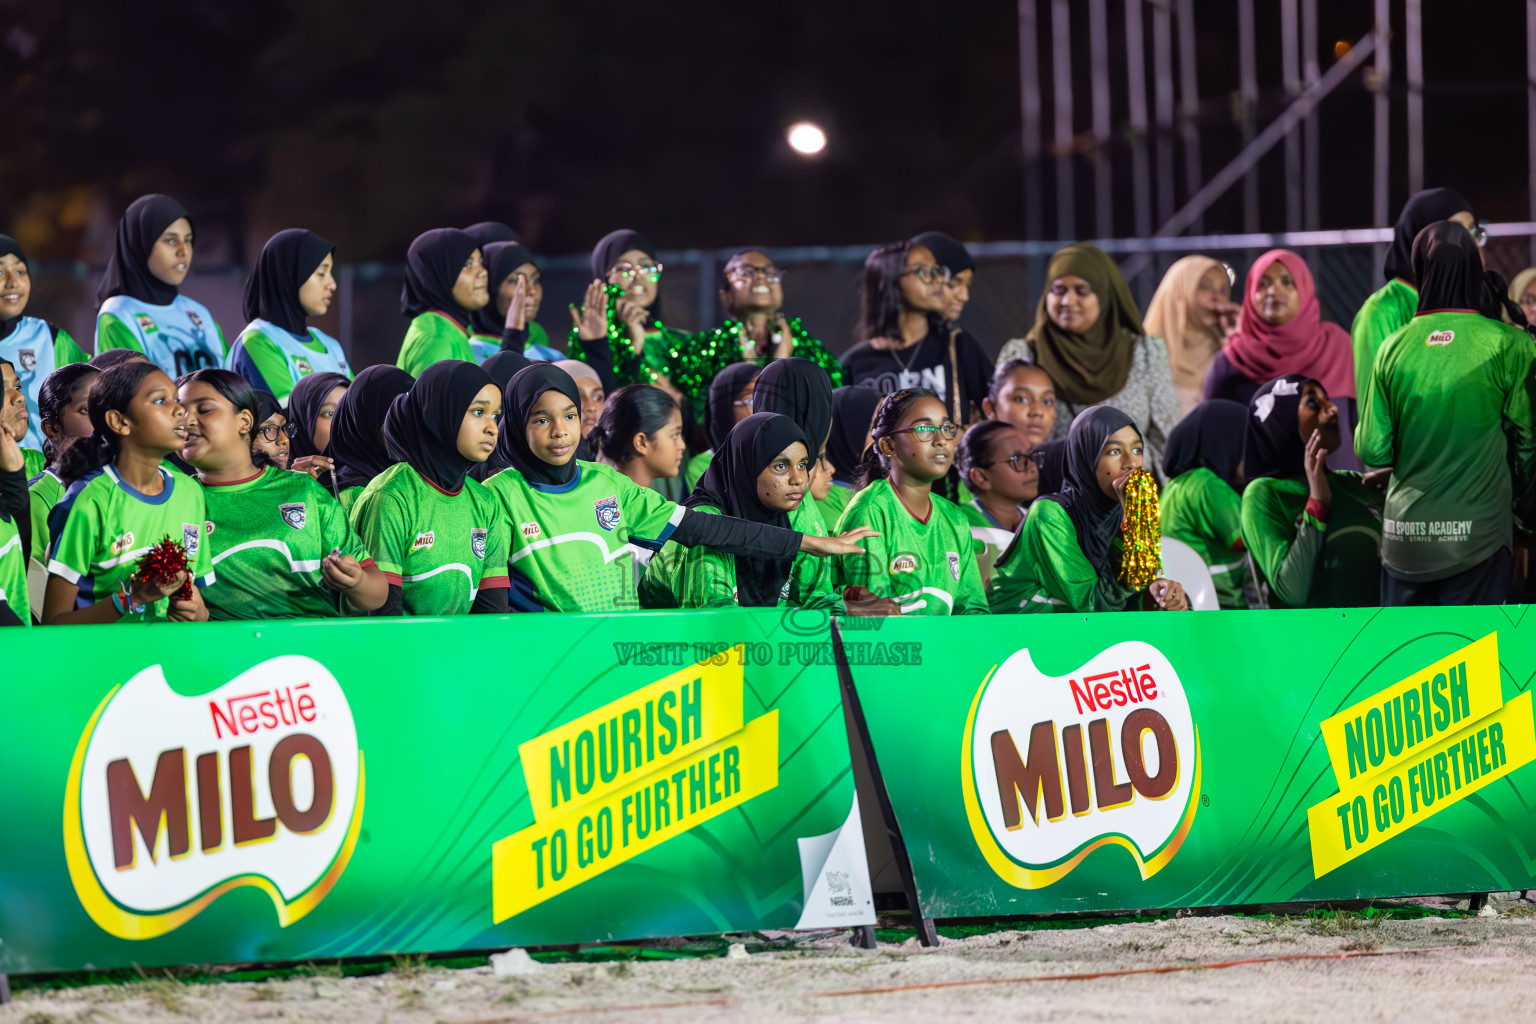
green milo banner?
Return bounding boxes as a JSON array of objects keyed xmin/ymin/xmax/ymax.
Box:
[
  {"xmin": 847, "ymin": 608, "xmax": 1536, "ymax": 918},
  {"xmin": 0, "ymin": 610, "xmax": 873, "ymax": 974}
]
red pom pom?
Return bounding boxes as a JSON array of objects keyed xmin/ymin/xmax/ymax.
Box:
[{"xmin": 138, "ymin": 536, "xmax": 193, "ymax": 600}]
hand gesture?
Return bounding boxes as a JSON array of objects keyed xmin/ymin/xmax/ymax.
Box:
[
  {"xmin": 802, "ymin": 526, "xmax": 880, "ymax": 557},
  {"xmin": 772, "ymin": 313, "xmax": 796, "ymax": 358},
  {"xmin": 1361, "ymin": 467, "xmax": 1392, "ymax": 490},
  {"xmin": 0, "ymin": 423, "xmax": 22, "ymax": 474},
  {"xmin": 167, "ymin": 580, "xmax": 208, "ymax": 622},
  {"xmin": 1111, "ymin": 468, "xmax": 1134, "ymax": 510},
  {"xmin": 1149, "ymin": 578, "xmax": 1189, "ymax": 611},
  {"xmin": 1303, "ymin": 429, "xmax": 1331, "ymax": 506},
  {"xmin": 322, "ymin": 550, "xmax": 366, "ymax": 593},
  {"xmin": 131, "ymin": 569, "xmax": 187, "ymax": 609},
  {"xmin": 290, "ymin": 454, "xmax": 334, "ymax": 481},
  {"xmin": 504, "ymin": 275, "xmax": 530, "ymax": 332},
  {"xmin": 570, "ymin": 279, "xmax": 609, "ymax": 341}
]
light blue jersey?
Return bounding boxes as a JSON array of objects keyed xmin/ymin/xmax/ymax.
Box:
[
  {"xmin": 225, "ymin": 318, "xmax": 352, "ymax": 399},
  {"xmin": 96, "ymin": 294, "xmax": 226, "ymax": 379},
  {"xmin": 2, "ymin": 316, "xmax": 83, "ymax": 450}
]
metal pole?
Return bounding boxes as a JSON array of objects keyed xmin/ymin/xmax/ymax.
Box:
[
  {"xmin": 1406, "ymin": 0, "xmax": 1423, "ymax": 195},
  {"xmin": 1176, "ymin": 0, "xmax": 1203, "ymax": 234},
  {"xmin": 1374, "ymin": 0, "xmax": 1392, "ymax": 229},
  {"xmin": 1125, "ymin": 0, "xmax": 1152, "ymax": 239},
  {"xmin": 1238, "ymin": 0, "xmax": 1259, "ymax": 231},
  {"xmin": 1281, "ymin": 0, "xmax": 1302, "ymax": 231},
  {"xmin": 1090, "ymin": 0, "xmax": 1113, "ymax": 237},
  {"xmin": 1018, "ymin": 0, "xmax": 1044, "ymax": 239},
  {"xmin": 1051, "ymin": 0, "xmax": 1076, "ymax": 240},
  {"xmin": 1303, "ymin": 0, "xmax": 1320, "ymax": 229},
  {"xmin": 1145, "ymin": 33, "xmax": 1380, "ymax": 240},
  {"xmin": 1152, "ymin": 1, "xmax": 1175, "ymax": 225},
  {"xmin": 1530, "ymin": 0, "xmax": 1536, "ymax": 265}
]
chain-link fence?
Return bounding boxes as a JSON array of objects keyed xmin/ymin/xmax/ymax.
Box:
[{"xmin": 28, "ymin": 228, "xmax": 1536, "ymax": 372}]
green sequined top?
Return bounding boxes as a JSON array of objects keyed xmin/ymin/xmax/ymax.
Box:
[
  {"xmin": 672, "ymin": 317, "xmax": 845, "ymax": 419},
  {"xmin": 565, "ymin": 286, "xmax": 685, "ymax": 389}
]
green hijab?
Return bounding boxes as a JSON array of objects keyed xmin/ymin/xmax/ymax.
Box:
[{"xmin": 1025, "ymin": 243, "xmax": 1145, "ymax": 405}]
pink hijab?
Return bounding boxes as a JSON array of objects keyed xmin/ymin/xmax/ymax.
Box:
[{"xmin": 1223, "ymin": 249, "xmax": 1355, "ymax": 398}]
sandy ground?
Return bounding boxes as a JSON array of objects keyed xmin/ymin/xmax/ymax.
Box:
[{"xmin": 7, "ymin": 899, "xmax": 1536, "ymax": 1023}]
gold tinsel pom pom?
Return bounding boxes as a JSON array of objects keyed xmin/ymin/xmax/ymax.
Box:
[{"xmin": 1120, "ymin": 468, "xmax": 1162, "ymax": 591}]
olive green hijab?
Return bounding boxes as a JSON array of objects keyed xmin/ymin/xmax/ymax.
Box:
[{"xmin": 1025, "ymin": 243, "xmax": 1145, "ymax": 405}]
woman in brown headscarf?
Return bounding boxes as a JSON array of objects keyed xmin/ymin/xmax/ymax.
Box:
[
  {"xmin": 998, "ymin": 242, "xmax": 1180, "ymax": 476},
  {"xmin": 1144, "ymin": 255, "xmax": 1240, "ymax": 417}
]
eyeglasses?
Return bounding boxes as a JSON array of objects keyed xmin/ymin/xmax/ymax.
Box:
[
  {"xmin": 728, "ymin": 265, "xmax": 785, "ymax": 284},
  {"xmin": 256, "ymin": 422, "xmax": 297, "ymax": 442},
  {"xmin": 982, "ymin": 452, "xmax": 1039, "ymax": 474},
  {"xmin": 888, "ymin": 421, "xmax": 960, "ymax": 443},
  {"xmin": 612, "ymin": 262, "xmax": 663, "ymax": 283},
  {"xmin": 1470, "ymin": 221, "xmax": 1488, "ymax": 248},
  {"xmin": 901, "ymin": 265, "xmax": 951, "ymax": 284}
]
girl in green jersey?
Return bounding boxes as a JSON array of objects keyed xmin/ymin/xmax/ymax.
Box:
[
  {"xmin": 987, "ymin": 406, "xmax": 1189, "ymax": 614},
  {"xmin": 0, "ymin": 421, "xmax": 28, "ymax": 625},
  {"xmin": 1240, "ymin": 374, "xmax": 1383, "ymax": 608},
  {"xmin": 483, "ymin": 364, "xmax": 873, "ymax": 613},
  {"xmin": 43, "ymin": 362, "xmax": 213, "ymax": 624},
  {"xmin": 684, "ymin": 361, "xmax": 759, "ymax": 489},
  {"xmin": 1159, "ymin": 399, "xmax": 1250, "ymax": 608},
  {"xmin": 590, "ymin": 384, "xmax": 687, "ymax": 493},
  {"xmin": 956, "ymin": 420, "xmax": 1038, "ymax": 588},
  {"xmin": 27, "ymin": 363, "xmax": 99, "ymax": 568},
  {"xmin": 395, "ymin": 229, "xmax": 491, "ymax": 376},
  {"xmin": 818, "ymin": 385, "xmax": 881, "ymax": 527},
  {"xmin": 352, "ymin": 360, "xmax": 512, "ymax": 616},
  {"xmin": 835, "ymin": 387, "xmax": 988, "ymax": 615},
  {"xmin": 567, "ymin": 230, "xmax": 688, "ymax": 395},
  {"xmin": 178, "ymin": 369, "xmax": 386, "ymax": 619},
  {"xmin": 326, "ymin": 364, "xmax": 415, "ymax": 513},
  {"xmin": 640, "ymin": 412, "xmax": 838, "ymax": 610}
]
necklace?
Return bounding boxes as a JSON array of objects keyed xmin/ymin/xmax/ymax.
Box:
[
  {"xmin": 736, "ymin": 320, "xmax": 782, "ymax": 359},
  {"xmin": 885, "ymin": 334, "xmax": 926, "ymax": 374}
]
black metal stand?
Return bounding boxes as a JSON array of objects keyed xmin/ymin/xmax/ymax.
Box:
[
  {"xmin": 851, "ymin": 925, "xmax": 877, "ymax": 949},
  {"xmin": 832, "ymin": 621, "xmax": 939, "ymax": 947},
  {"xmin": 1468, "ymin": 892, "xmax": 1489, "ymax": 914},
  {"xmin": 0, "ymin": 972, "xmax": 11, "ymax": 1003}
]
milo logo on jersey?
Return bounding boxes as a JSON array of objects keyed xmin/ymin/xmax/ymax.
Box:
[
  {"xmin": 63, "ymin": 656, "xmax": 364, "ymax": 940},
  {"xmin": 962, "ymin": 641, "xmax": 1200, "ymax": 889}
]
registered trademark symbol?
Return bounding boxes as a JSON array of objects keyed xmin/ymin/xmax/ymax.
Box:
[{"xmin": 1201, "ymin": 795, "xmax": 1210, "ymax": 807}]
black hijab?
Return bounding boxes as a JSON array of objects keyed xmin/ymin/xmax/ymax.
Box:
[
  {"xmin": 253, "ymin": 389, "xmax": 283, "ymax": 430},
  {"xmin": 483, "ymin": 349, "xmax": 534, "ymax": 388},
  {"xmin": 752, "ymin": 357, "xmax": 834, "ymax": 460},
  {"xmin": 384, "ymin": 360, "xmax": 495, "ymax": 494},
  {"xmin": 1412, "ymin": 220, "xmax": 1498, "ymax": 317},
  {"xmin": 1242, "ymin": 374, "xmax": 1315, "ymax": 481},
  {"xmin": 464, "ymin": 221, "xmax": 520, "ymax": 248},
  {"xmin": 1037, "ymin": 405, "xmax": 1138, "ymax": 574},
  {"xmin": 328, "ymin": 365, "xmax": 414, "ymax": 491},
  {"xmin": 687, "ymin": 411, "xmax": 809, "ymax": 607},
  {"xmin": 0, "ymin": 236, "xmax": 25, "ymax": 340},
  {"xmin": 494, "ymin": 362, "xmax": 584, "ymax": 487},
  {"xmin": 243, "ymin": 229, "xmax": 335, "ymax": 337},
  {"xmin": 591, "ymin": 229, "xmax": 663, "ymax": 324},
  {"xmin": 401, "ymin": 228, "xmax": 480, "ymax": 321},
  {"xmin": 285, "ymin": 371, "xmax": 350, "ymax": 464},
  {"xmin": 97, "ymin": 194, "xmax": 192, "ymax": 305},
  {"xmin": 1384, "ymin": 188, "xmax": 1473, "ymax": 285},
  {"xmin": 706, "ymin": 362, "xmax": 762, "ymax": 450},
  {"xmin": 827, "ymin": 386, "xmax": 882, "ymax": 485},
  {"xmin": 910, "ymin": 231, "xmax": 975, "ymax": 276},
  {"xmin": 470, "ymin": 241, "xmax": 537, "ymax": 336},
  {"xmin": 1162, "ymin": 399, "xmax": 1248, "ymax": 494}
]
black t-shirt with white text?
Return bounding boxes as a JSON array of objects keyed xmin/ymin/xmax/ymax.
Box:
[{"xmin": 840, "ymin": 327, "xmax": 991, "ymax": 423}]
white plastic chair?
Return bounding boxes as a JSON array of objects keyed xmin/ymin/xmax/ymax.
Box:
[{"xmin": 1159, "ymin": 536, "xmax": 1220, "ymax": 611}]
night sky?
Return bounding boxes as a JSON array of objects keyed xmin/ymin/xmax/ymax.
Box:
[{"xmin": 2, "ymin": 0, "xmax": 1530, "ymax": 265}]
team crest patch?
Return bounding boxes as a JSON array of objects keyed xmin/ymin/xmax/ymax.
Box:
[
  {"xmin": 110, "ymin": 531, "xmax": 135, "ymax": 556},
  {"xmin": 412, "ymin": 530, "xmax": 435, "ymax": 551},
  {"xmin": 279, "ymin": 502, "xmax": 306, "ymax": 530},
  {"xmin": 17, "ymin": 348, "xmax": 35, "ymax": 372},
  {"xmin": 135, "ymin": 314, "xmax": 158, "ymax": 334},
  {"xmin": 1427, "ymin": 329, "xmax": 1455, "ymax": 346},
  {"xmin": 521, "ymin": 521, "xmax": 541, "ymax": 540},
  {"xmin": 294, "ymin": 358, "xmax": 314, "ymax": 376},
  {"xmin": 890, "ymin": 554, "xmax": 917, "ymax": 574},
  {"xmin": 182, "ymin": 523, "xmax": 201, "ymax": 558},
  {"xmin": 205, "ymin": 520, "xmax": 215, "ymax": 537},
  {"xmin": 186, "ymin": 311, "xmax": 204, "ymax": 330},
  {"xmin": 594, "ymin": 496, "xmax": 621, "ymax": 532},
  {"xmin": 471, "ymin": 528, "xmax": 488, "ymax": 560},
  {"xmin": 948, "ymin": 551, "xmax": 962, "ymax": 580}
]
